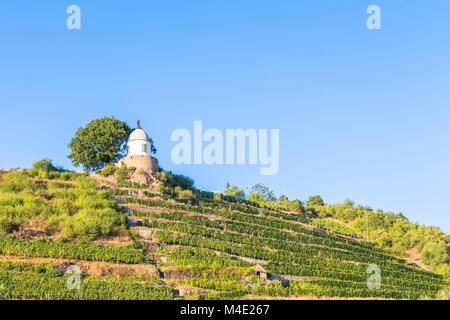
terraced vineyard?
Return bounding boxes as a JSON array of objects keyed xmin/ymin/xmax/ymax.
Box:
[
  {"xmin": 119, "ymin": 188, "xmax": 448, "ymax": 300},
  {"xmin": 0, "ymin": 170, "xmax": 447, "ymax": 300}
]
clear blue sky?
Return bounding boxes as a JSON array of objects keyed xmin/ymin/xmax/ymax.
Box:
[{"xmin": 0, "ymin": 1, "xmax": 449, "ymax": 232}]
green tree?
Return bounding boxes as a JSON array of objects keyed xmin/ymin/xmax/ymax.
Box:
[
  {"xmin": 157, "ymin": 170, "xmax": 194, "ymax": 195},
  {"xmin": 224, "ymin": 182, "xmax": 245, "ymax": 199},
  {"xmin": 307, "ymin": 195, "xmax": 324, "ymax": 207},
  {"xmin": 278, "ymin": 194, "xmax": 288, "ymax": 202},
  {"xmin": 68, "ymin": 117, "xmax": 132, "ymax": 172},
  {"xmin": 288, "ymin": 199, "xmax": 305, "ymax": 214},
  {"xmin": 247, "ymin": 184, "xmax": 276, "ymax": 202},
  {"xmin": 32, "ymin": 159, "xmax": 56, "ymax": 173}
]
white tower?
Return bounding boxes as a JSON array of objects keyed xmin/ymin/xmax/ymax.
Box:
[
  {"xmin": 127, "ymin": 120, "xmax": 152, "ymax": 156},
  {"xmin": 116, "ymin": 120, "xmax": 159, "ymax": 179}
]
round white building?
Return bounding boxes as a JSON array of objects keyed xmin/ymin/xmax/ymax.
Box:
[
  {"xmin": 116, "ymin": 120, "xmax": 159, "ymax": 176},
  {"xmin": 127, "ymin": 120, "xmax": 153, "ymax": 156}
]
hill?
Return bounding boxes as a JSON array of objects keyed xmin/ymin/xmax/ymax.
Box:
[{"xmin": 0, "ymin": 166, "xmax": 448, "ymax": 300}]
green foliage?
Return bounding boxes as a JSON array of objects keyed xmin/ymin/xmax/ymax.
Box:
[
  {"xmin": 62, "ymin": 208, "xmax": 127, "ymax": 240},
  {"xmin": 312, "ymin": 200, "xmax": 450, "ymax": 275},
  {"xmin": 247, "ymin": 184, "xmax": 276, "ymax": 202},
  {"xmin": 68, "ymin": 117, "xmax": 132, "ymax": 172},
  {"xmin": 128, "ymin": 192, "xmax": 447, "ymax": 299},
  {"xmin": 288, "ymin": 199, "xmax": 305, "ymax": 214},
  {"xmin": 307, "ymin": 195, "xmax": 325, "ymax": 207},
  {"xmin": 0, "ymin": 234, "xmax": 144, "ymax": 263},
  {"xmin": 54, "ymin": 176, "xmax": 127, "ymax": 240},
  {"xmin": 0, "ymin": 268, "xmax": 173, "ymax": 300},
  {"xmin": 224, "ymin": 182, "xmax": 245, "ymax": 199},
  {"xmin": 115, "ymin": 163, "xmax": 128, "ymax": 184},
  {"xmin": 99, "ymin": 164, "xmax": 117, "ymax": 177},
  {"xmin": 0, "ymin": 159, "xmax": 448, "ymax": 300},
  {"xmin": 157, "ymin": 170, "xmax": 194, "ymax": 196},
  {"xmin": 32, "ymin": 159, "xmax": 57, "ymax": 173},
  {"xmin": 0, "ymin": 270, "xmax": 173, "ymax": 300},
  {"xmin": 0, "ymin": 171, "xmax": 35, "ymax": 193},
  {"xmin": 0, "ymin": 192, "xmax": 47, "ymax": 233},
  {"xmin": 176, "ymin": 188, "xmax": 196, "ymax": 201},
  {"xmin": 0, "ymin": 171, "xmax": 128, "ymax": 240},
  {"xmin": 0, "ymin": 261, "xmax": 60, "ymax": 277},
  {"xmin": 421, "ymin": 242, "xmax": 450, "ymax": 269},
  {"xmin": 0, "ymin": 216, "xmax": 24, "ymax": 234}
]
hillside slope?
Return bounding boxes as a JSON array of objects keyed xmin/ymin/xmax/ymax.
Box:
[{"xmin": 0, "ymin": 169, "xmax": 448, "ymax": 300}]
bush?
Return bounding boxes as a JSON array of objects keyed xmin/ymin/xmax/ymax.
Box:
[
  {"xmin": 307, "ymin": 195, "xmax": 325, "ymax": 207},
  {"xmin": 76, "ymin": 176, "xmax": 97, "ymax": 190},
  {"xmin": 62, "ymin": 208, "xmax": 127, "ymax": 240},
  {"xmin": 0, "ymin": 171, "xmax": 35, "ymax": 193},
  {"xmin": 60, "ymin": 172, "xmax": 73, "ymax": 181},
  {"xmin": 116, "ymin": 163, "xmax": 128, "ymax": 183},
  {"xmin": 100, "ymin": 165, "xmax": 117, "ymax": 177},
  {"xmin": 224, "ymin": 182, "xmax": 245, "ymax": 199},
  {"xmin": 247, "ymin": 184, "xmax": 276, "ymax": 202},
  {"xmin": 288, "ymin": 199, "xmax": 305, "ymax": 214},
  {"xmin": 157, "ymin": 170, "xmax": 195, "ymax": 196},
  {"xmin": 0, "ymin": 215, "xmax": 24, "ymax": 234},
  {"xmin": 32, "ymin": 159, "xmax": 56, "ymax": 173}
]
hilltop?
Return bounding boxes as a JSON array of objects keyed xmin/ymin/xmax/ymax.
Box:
[{"xmin": 0, "ymin": 161, "xmax": 448, "ymax": 300}]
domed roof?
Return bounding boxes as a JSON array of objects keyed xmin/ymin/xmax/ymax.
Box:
[{"xmin": 128, "ymin": 121, "xmax": 150, "ymax": 142}]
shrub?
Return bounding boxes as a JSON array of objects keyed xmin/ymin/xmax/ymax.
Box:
[
  {"xmin": 37, "ymin": 169, "xmax": 49, "ymax": 179},
  {"xmin": 62, "ymin": 208, "xmax": 127, "ymax": 240},
  {"xmin": 76, "ymin": 176, "xmax": 97, "ymax": 190},
  {"xmin": 47, "ymin": 172, "xmax": 60, "ymax": 180},
  {"xmin": 288, "ymin": 199, "xmax": 305, "ymax": 214},
  {"xmin": 50, "ymin": 181, "xmax": 68, "ymax": 189},
  {"xmin": 213, "ymin": 192, "xmax": 222, "ymax": 201},
  {"xmin": 100, "ymin": 165, "xmax": 117, "ymax": 177},
  {"xmin": 60, "ymin": 172, "xmax": 72, "ymax": 181},
  {"xmin": 116, "ymin": 163, "xmax": 128, "ymax": 183},
  {"xmin": 0, "ymin": 215, "xmax": 24, "ymax": 234},
  {"xmin": 307, "ymin": 195, "xmax": 325, "ymax": 207},
  {"xmin": 224, "ymin": 182, "xmax": 245, "ymax": 199},
  {"xmin": 247, "ymin": 184, "xmax": 276, "ymax": 202},
  {"xmin": 0, "ymin": 171, "xmax": 35, "ymax": 193},
  {"xmin": 32, "ymin": 159, "xmax": 56, "ymax": 173}
]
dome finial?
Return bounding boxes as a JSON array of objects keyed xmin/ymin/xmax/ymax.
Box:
[{"xmin": 137, "ymin": 120, "xmax": 141, "ymax": 129}]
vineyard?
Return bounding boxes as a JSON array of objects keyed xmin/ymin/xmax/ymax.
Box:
[{"xmin": 0, "ymin": 169, "xmax": 448, "ymax": 300}]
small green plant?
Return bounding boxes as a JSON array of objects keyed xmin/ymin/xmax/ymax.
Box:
[
  {"xmin": 100, "ymin": 165, "xmax": 117, "ymax": 177},
  {"xmin": 116, "ymin": 163, "xmax": 128, "ymax": 184},
  {"xmin": 0, "ymin": 171, "xmax": 35, "ymax": 193}
]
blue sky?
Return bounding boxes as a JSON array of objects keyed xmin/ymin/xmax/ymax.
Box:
[{"xmin": 0, "ymin": 1, "xmax": 449, "ymax": 232}]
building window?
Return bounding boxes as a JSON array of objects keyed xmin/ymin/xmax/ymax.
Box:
[{"xmin": 142, "ymin": 144, "xmax": 147, "ymax": 153}]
